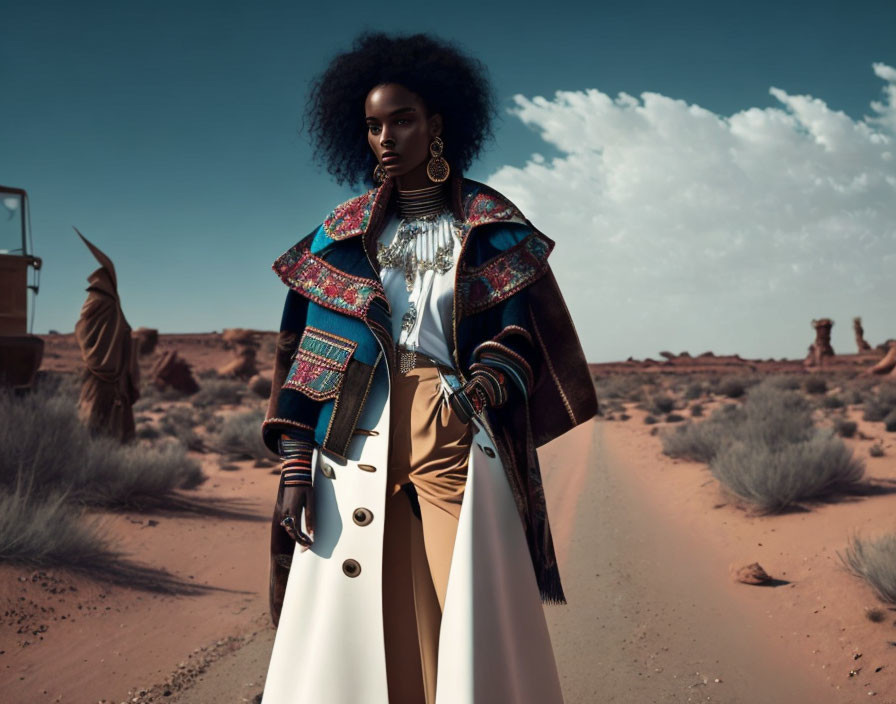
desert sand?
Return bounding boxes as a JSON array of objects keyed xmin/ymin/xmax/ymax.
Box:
[{"xmin": 2, "ymin": 333, "xmax": 894, "ymax": 703}]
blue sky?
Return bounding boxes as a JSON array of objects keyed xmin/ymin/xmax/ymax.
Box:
[{"xmin": 2, "ymin": 0, "xmax": 894, "ymax": 362}]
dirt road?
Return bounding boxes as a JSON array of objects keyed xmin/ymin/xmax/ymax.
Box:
[{"xmin": 169, "ymin": 418, "xmax": 837, "ymax": 704}]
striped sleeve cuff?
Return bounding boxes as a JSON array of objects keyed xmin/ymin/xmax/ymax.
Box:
[
  {"xmin": 470, "ymin": 341, "xmax": 535, "ymax": 403},
  {"xmin": 278, "ymin": 429, "xmax": 315, "ymax": 487}
]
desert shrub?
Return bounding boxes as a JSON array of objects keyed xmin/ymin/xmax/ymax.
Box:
[
  {"xmin": 594, "ymin": 374, "xmax": 645, "ymax": 402},
  {"xmin": 133, "ymin": 382, "xmax": 190, "ymax": 411},
  {"xmin": 250, "ymin": 375, "xmax": 271, "ymax": 399},
  {"xmin": 136, "ymin": 423, "xmax": 160, "ymax": 440},
  {"xmin": 661, "ymin": 379, "xmax": 865, "ymax": 511},
  {"xmin": 833, "ymin": 418, "xmax": 857, "ymax": 438},
  {"xmin": 211, "ymin": 408, "xmax": 276, "ymax": 461},
  {"xmin": 0, "ymin": 385, "xmax": 204, "ymax": 510},
  {"xmin": 690, "ymin": 403, "xmax": 703, "ymax": 417},
  {"xmin": 649, "ymin": 393, "xmax": 677, "ymax": 415},
  {"xmin": 716, "ymin": 376, "xmax": 747, "ymax": 398},
  {"xmin": 158, "ymin": 406, "xmax": 204, "ymax": 451},
  {"xmin": 665, "ymin": 413, "xmax": 686, "ymax": 423},
  {"xmin": 885, "ymin": 409, "xmax": 896, "ymax": 432},
  {"xmin": 803, "ymin": 375, "xmax": 828, "ymax": 395},
  {"xmin": 684, "ymin": 382, "xmax": 704, "ymax": 400},
  {"xmin": 0, "ymin": 481, "xmax": 117, "ymax": 567},
  {"xmin": 840, "ymin": 533, "xmax": 896, "ymax": 604},
  {"xmin": 660, "ymin": 404, "xmax": 745, "ymax": 463},
  {"xmin": 863, "ymin": 382, "xmax": 896, "ymax": 422},
  {"xmin": 870, "ymin": 443, "xmax": 885, "ymax": 457},
  {"xmin": 879, "ymin": 381, "xmax": 896, "ymax": 405},
  {"xmin": 847, "ymin": 389, "xmax": 865, "ymax": 405},
  {"xmin": 862, "ymin": 397, "xmax": 891, "ymax": 422},
  {"xmin": 643, "ymin": 414, "xmax": 658, "ymax": 425},
  {"xmin": 822, "ymin": 394, "xmax": 845, "ymax": 409},
  {"xmin": 710, "ymin": 430, "xmax": 865, "ymax": 513},
  {"xmin": 732, "ymin": 382, "xmax": 816, "ymax": 451},
  {"xmin": 192, "ymin": 378, "xmax": 245, "ymax": 408},
  {"xmin": 765, "ymin": 374, "xmax": 802, "ymax": 391}
]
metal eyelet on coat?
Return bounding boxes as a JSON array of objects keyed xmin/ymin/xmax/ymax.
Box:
[
  {"xmin": 342, "ymin": 558, "xmax": 361, "ymax": 577},
  {"xmin": 477, "ymin": 443, "xmax": 496, "ymax": 458},
  {"xmin": 321, "ymin": 462, "xmax": 335, "ymax": 478},
  {"xmin": 352, "ymin": 507, "xmax": 373, "ymax": 526}
]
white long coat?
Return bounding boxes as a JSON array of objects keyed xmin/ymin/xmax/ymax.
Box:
[{"xmin": 260, "ymin": 339, "xmax": 565, "ymax": 703}]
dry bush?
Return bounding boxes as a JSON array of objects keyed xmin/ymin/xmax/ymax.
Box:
[
  {"xmin": 594, "ymin": 374, "xmax": 646, "ymax": 403},
  {"xmin": 710, "ymin": 431, "xmax": 865, "ymax": 513},
  {"xmin": 660, "ymin": 402, "xmax": 743, "ymax": 463},
  {"xmin": 192, "ymin": 378, "xmax": 245, "ymax": 408},
  {"xmin": 803, "ymin": 375, "xmax": 828, "ymax": 395},
  {"xmin": 840, "ymin": 533, "xmax": 896, "ymax": 604},
  {"xmin": 158, "ymin": 405, "xmax": 205, "ymax": 451},
  {"xmin": 661, "ymin": 379, "xmax": 865, "ymax": 512},
  {"xmin": 833, "ymin": 418, "xmax": 858, "ymax": 438},
  {"xmin": 210, "ymin": 408, "xmax": 277, "ymax": 461},
  {"xmin": 862, "ymin": 381, "xmax": 896, "ymax": 422},
  {"xmin": 0, "ymin": 384, "xmax": 204, "ymax": 510},
  {"xmin": 0, "ymin": 480, "xmax": 117, "ymax": 567},
  {"xmin": 765, "ymin": 374, "xmax": 802, "ymax": 391}
]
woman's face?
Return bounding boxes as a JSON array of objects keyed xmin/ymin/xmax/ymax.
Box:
[{"xmin": 365, "ymin": 83, "xmax": 442, "ymax": 182}]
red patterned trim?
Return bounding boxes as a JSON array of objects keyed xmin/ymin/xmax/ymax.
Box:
[
  {"xmin": 283, "ymin": 327, "xmax": 357, "ymax": 401},
  {"xmin": 322, "ymin": 179, "xmax": 394, "ymax": 241},
  {"xmin": 318, "ymin": 176, "xmax": 530, "ymax": 245},
  {"xmin": 457, "ymin": 231, "xmax": 554, "ymax": 314},
  {"xmin": 272, "ymin": 238, "xmax": 386, "ymax": 319}
]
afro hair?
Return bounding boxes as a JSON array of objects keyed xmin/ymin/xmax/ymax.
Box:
[{"xmin": 303, "ymin": 31, "xmax": 497, "ymax": 188}]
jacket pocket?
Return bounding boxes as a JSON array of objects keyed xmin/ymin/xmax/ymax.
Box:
[{"xmin": 282, "ymin": 326, "xmax": 358, "ymax": 401}]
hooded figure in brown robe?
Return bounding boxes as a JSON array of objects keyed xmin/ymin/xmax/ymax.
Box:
[{"xmin": 73, "ymin": 228, "xmax": 140, "ymax": 442}]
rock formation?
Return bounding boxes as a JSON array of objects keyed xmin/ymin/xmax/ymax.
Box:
[
  {"xmin": 217, "ymin": 345, "xmax": 259, "ymax": 379},
  {"xmin": 853, "ymin": 317, "xmax": 872, "ymax": 353},
  {"xmin": 868, "ymin": 342, "xmax": 896, "ymax": 375},
  {"xmin": 133, "ymin": 327, "xmax": 159, "ymax": 356},
  {"xmin": 150, "ymin": 349, "xmax": 199, "ymax": 394},
  {"xmin": 217, "ymin": 328, "xmax": 260, "ymax": 379},
  {"xmin": 804, "ymin": 318, "xmax": 835, "ymax": 368}
]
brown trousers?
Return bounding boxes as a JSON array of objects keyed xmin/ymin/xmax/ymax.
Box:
[{"xmin": 382, "ymin": 354, "xmax": 472, "ymax": 704}]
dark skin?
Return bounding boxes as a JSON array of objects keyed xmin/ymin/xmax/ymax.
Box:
[
  {"xmin": 365, "ymin": 82, "xmax": 444, "ymax": 190},
  {"xmin": 278, "ymin": 82, "xmax": 444, "ymax": 549}
]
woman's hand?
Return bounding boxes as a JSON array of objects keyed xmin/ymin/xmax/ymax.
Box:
[
  {"xmin": 447, "ymin": 366, "xmax": 509, "ymax": 424},
  {"xmin": 277, "ymin": 432, "xmax": 316, "ymax": 551},
  {"xmin": 279, "ymin": 483, "xmax": 314, "ymax": 551}
]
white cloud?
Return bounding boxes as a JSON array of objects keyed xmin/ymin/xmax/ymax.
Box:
[{"xmin": 488, "ymin": 64, "xmax": 896, "ymax": 363}]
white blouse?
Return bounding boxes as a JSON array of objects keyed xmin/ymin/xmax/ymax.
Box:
[{"xmin": 375, "ymin": 209, "xmax": 463, "ymax": 369}]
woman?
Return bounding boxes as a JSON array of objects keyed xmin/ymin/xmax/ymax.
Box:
[{"xmin": 260, "ymin": 31, "xmax": 598, "ymax": 704}]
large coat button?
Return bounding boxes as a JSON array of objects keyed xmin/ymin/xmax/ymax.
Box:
[
  {"xmin": 342, "ymin": 558, "xmax": 361, "ymax": 577},
  {"xmin": 352, "ymin": 507, "xmax": 373, "ymax": 526},
  {"xmin": 321, "ymin": 462, "xmax": 335, "ymax": 478},
  {"xmin": 357, "ymin": 463, "xmax": 377, "ymax": 472}
]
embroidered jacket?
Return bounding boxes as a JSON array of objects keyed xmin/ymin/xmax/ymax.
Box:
[{"xmin": 263, "ymin": 174, "xmax": 599, "ymax": 607}]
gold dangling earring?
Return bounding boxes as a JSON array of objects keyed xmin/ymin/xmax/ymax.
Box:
[
  {"xmin": 373, "ymin": 162, "xmax": 387, "ymax": 185},
  {"xmin": 426, "ymin": 136, "xmax": 450, "ymax": 183}
]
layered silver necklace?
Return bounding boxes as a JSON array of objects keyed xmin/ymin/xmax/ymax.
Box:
[
  {"xmin": 376, "ymin": 183, "xmax": 462, "ymax": 373},
  {"xmin": 376, "ymin": 183, "xmax": 462, "ymax": 292}
]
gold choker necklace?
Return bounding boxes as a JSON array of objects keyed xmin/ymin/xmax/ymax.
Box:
[{"xmin": 396, "ymin": 183, "xmax": 449, "ymax": 219}]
